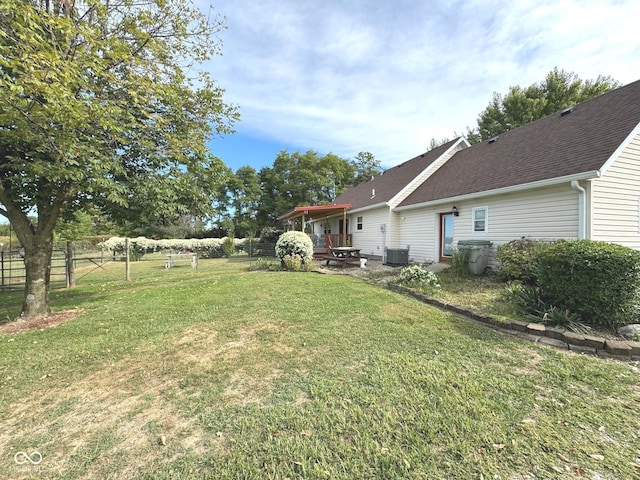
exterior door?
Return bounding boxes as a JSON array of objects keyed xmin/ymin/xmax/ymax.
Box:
[{"xmin": 439, "ymin": 213, "xmax": 454, "ymax": 262}]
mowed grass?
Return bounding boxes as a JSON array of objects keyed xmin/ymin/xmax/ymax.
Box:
[{"xmin": 1, "ymin": 258, "xmax": 639, "ymax": 479}]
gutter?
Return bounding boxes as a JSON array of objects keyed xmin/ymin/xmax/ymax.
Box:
[
  {"xmin": 347, "ymin": 202, "xmax": 389, "ymax": 214},
  {"xmin": 395, "ymin": 170, "xmax": 601, "ymax": 212},
  {"xmin": 571, "ymin": 180, "xmax": 587, "ymax": 240}
]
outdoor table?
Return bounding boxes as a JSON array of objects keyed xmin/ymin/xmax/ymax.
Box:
[{"xmin": 323, "ymin": 247, "xmax": 361, "ymax": 267}]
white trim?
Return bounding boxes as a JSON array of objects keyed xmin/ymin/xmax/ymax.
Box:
[
  {"xmin": 395, "ymin": 170, "xmax": 601, "ymax": 212},
  {"xmin": 571, "ymin": 180, "xmax": 586, "ymax": 240},
  {"xmin": 471, "ymin": 206, "xmax": 489, "ymax": 234},
  {"xmin": 348, "ymin": 202, "xmax": 389, "ymax": 214},
  {"xmin": 638, "ymin": 197, "xmax": 640, "ymax": 235},
  {"xmin": 389, "ymin": 137, "xmax": 468, "ymax": 207},
  {"xmin": 599, "ymin": 120, "xmax": 640, "ymax": 176}
]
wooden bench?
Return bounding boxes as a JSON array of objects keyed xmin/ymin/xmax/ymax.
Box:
[{"xmin": 165, "ymin": 253, "xmax": 198, "ymax": 269}]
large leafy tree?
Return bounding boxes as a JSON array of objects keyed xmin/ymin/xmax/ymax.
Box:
[
  {"xmin": 0, "ymin": 0, "xmax": 238, "ymax": 319},
  {"xmin": 223, "ymin": 166, "xmax": 262, "ymax": 238},
  {"xmin": 256, "ymin": 151, "xmax": 355, "ymax": 228},
  {"xmin": 466, "ymin": 68, "xmax": 619, "ymax": 143}
]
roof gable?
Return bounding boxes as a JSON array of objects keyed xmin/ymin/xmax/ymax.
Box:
[
  {"xmin": 399, "ymin": 79, "xmax": 640, "ymax": 207},
  {"xmin": 334, "ymin": 138, "xmax": 463, "ymax": 210}
]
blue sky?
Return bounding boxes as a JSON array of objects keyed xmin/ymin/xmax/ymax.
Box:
[{"xmin": 201, "ymin": 0, "xmax": 640, "ymax": 172}]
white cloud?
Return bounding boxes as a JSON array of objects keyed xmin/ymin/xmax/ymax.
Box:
[{"xmin": 204, "ymin": 0, "xmax": 640, "ymax": 167}]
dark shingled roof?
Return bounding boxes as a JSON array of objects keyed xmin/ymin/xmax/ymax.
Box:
[
  {"xmin": 334, "ymin": 138, "xmax": 461, "ymax": 209},
  {"xmin": 399, "ymin": 79, "xmax": 640, "ymax": 207}
]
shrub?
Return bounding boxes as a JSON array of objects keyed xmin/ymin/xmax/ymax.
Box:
[
  {"xmin": 222, "ymin": 236, "xmax": 235, "ymax": 257},
  {"xmin": 526, "ymin": 306, "xmax": 590, "ymax": 334},
  {"xmin": 281, "ymin": 253, "xmax": 314, "ymax": 272},
  {"xmin": 275, "ymin": 231, "xmax": 314, "ymax": 266},
  {"xmin": 450, "ymin": 248, "xmax": 471, "ymax": 276},
  {"xmin": 502, "ymin": 283, "xmax": 589, "ymax": 333},
  {"xmin": 502, "ymin": 283, "xmax": 546, "ymax": 315},
  {"xmin": 496, "ymin": 238, "xmax": 553, "ymax": 284},
  {"xmin": 248, "ymin": 258, "xmax": 279, "ymax": 271},
  {"xmin": 537, "ymin": 240, "xmax": 640, "ymax": 327},
  {"xmin": 397, "ymin": 264, "xmax": 441, "ymax": 290}
]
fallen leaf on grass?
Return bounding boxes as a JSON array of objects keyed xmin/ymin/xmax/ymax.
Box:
[
  {"xmin": 588, "ymin": 453, "xmax": 604, "ymax": 461},
  {"xmin": 492, "ymin": 443, "xmax": 506, "ymax": 451},
  {"xmin": 558, "ymin": 453, "xmax": 572, "ymax": 463}
]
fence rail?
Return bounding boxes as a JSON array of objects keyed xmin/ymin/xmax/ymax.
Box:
[
  {"xmin": 0, "ymin": 249, "xmax": 67, "ymax": 292},
  {"xmin": 0, "ymin": 240, "xmax": 281, "ymax": 292}
]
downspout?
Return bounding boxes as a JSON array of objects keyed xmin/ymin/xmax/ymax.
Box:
[{"xmin": 571, "ymin": 180, "xmax": 586, "ymax": 240}]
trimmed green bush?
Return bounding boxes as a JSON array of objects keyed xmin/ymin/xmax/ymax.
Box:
[
  {"xmin": 536, "ymin": 240, "xmax": 640, "ymax": 327},
  {"xmin": 496, "ymin": 238, "xmax": 553, "ymax": 284},
  {"xmin": 275, "ymin": 231, "xmax": 314, "ymax": 265}
]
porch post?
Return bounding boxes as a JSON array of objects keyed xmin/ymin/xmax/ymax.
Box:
[
  {"xmin": 342, "ymin": 208, "xmax": 347, "ymax": 245},
  {"xmin": 301, "ymin": 213, "xmax": 305, "ymax": 232}
]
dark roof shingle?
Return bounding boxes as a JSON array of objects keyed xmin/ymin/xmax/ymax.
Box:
[
  {"xmin": 399, "ymin": 79, "xmax": 640, "ymax": 207},
  {"xmin": 334, "ymin": 138, "xmax": 460, "ymax": 209}
]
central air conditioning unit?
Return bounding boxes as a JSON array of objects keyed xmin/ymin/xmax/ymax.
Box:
[{"xmin": 385, "ymin": 248, "xmax": 409, "ymax": 266}]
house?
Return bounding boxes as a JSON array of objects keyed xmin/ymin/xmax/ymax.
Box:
[{"xmin": 282, "ymin": 79, "xmax": 640, "ymax": 266}]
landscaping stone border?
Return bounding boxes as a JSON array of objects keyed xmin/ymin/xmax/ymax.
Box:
[{"xmin": 387, "ymin": 283, "xmax": 640, "ymax": 361}]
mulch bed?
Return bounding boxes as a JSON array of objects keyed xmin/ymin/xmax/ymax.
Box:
[{"xmin": 0, "ymin": 309, "xmax": 83, "ymax": 334}]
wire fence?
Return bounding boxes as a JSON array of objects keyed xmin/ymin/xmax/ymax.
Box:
[{"xmin": 0, "ymin": 239, "xmax": 280, "ymax": 292}]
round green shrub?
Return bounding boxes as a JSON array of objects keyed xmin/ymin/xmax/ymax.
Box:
[
  {"xmin": 496, "ymin": 238, "xmax": 553, "ymax": 284},
  {"xmin": 536, "ymin": 240, "xmax": 640, "ymax": 327},
  {"xmin": 275, "ymin": 231, "xmax": 314, "ymax": 264}
]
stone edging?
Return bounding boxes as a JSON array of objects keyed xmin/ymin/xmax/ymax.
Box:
[{"xmin": 387, "ymin": 283, "xmax": 640, "ymax": 361}]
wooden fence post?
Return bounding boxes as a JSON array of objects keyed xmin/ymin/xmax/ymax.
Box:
[
  {"xmin": 125, "ymin": 238, "xmax": 131, "ymax": 281},
  {"xmin": 66, "ymin": 241, "xmax": 76, "ymax": 288}
]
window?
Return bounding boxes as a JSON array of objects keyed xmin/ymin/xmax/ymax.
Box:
[
  {"xmin": 472, "ymin": 207, "xmax": 488, "ymax": 233},
  {"xmin": 356, "ymin": 216, "xmax": 363, "ymax": 230}
]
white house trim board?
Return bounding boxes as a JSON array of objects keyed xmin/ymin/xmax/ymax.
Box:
[
  {"xmin": 598, "ymin": 121, "xmax": 640, "ymax": 176},
  {"xmin": 394, "ymin": 170, "xmax": 601, "ymax": 212},
  {"xmin": 389, "ymin": 138, "xmax": 469, "ymax": 208},
  {"xmin": 348, "ymin": 202, "xmax": 389, "ymax": 215}
]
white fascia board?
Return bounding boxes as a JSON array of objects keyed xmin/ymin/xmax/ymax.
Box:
[
  {"xmin": 309, "ymin": 202, "xmax": 389, "ymax": 221},
  {"xmin": 599, "ymin": 121, "xmax": 640, "ymax": 176},
  {"xmin": 388, "ymin": 137, "xmax": 468, "ymax": 207},
  {"xmin": 348, "ymin": 202, "xmax": 389, "ymax": 215},
  {"xmin": 394, "ymin": 170, "xmax": 601, "ymax": 212}
]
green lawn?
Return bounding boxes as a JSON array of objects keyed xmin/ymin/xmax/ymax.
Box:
[{"xmin": 1, "ymin": 258, "xmax": 638, "ymax": 479}]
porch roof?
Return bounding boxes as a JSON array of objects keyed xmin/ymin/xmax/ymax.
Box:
[{"xmin": 277, "ymin": 203, "xmax": 352, "ymax": 222}]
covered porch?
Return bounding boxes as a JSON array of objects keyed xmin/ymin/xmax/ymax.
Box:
[{"xmin": 277, "ymin": 204, "xmax": 353, "ymax": 256}]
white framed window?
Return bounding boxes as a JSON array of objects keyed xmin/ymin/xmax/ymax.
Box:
[
  {"xmin": 472, "ymin": 206, "xmax": 488, "ymax": 233},
  {"xmin": 356, "ymin": 216, "xmax": 363, "ymax": 230}
]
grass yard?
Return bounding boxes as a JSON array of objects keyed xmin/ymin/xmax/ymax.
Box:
[{"xmin": 1, "ymin": 258, "xmax": 639, "ymax": 479}]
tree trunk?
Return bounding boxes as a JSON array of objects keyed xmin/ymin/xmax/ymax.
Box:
[{"xmin": 21, "ymin": 235, "xmax": 53, "ymax": 319}]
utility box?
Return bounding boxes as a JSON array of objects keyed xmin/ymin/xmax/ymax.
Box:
[
  {"xmin": 457, "ymin": 240, "xmax": 492, "ymax": 275},
  {"xmin": 385, "ymin": 248, "xmax": 409, "ymax": 266}
]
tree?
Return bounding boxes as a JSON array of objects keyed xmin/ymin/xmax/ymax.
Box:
[
  {"xmin": 467, "ymin": 68, "xmax": 620, "ymax": 143},
  {"xmin": 351, "ymin": 152, "xmax": 382, "ymax": 184},
  {"xmin": 224, "ymin": 166, "xmax": 262, "ymax": 238},
  {"xmin": 0, "ymin": 0, "xmax": 238, "ymax": 319},
  {"xmin": 256, "ymin": 150, "xmax": 355, "ymax": 229}
]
